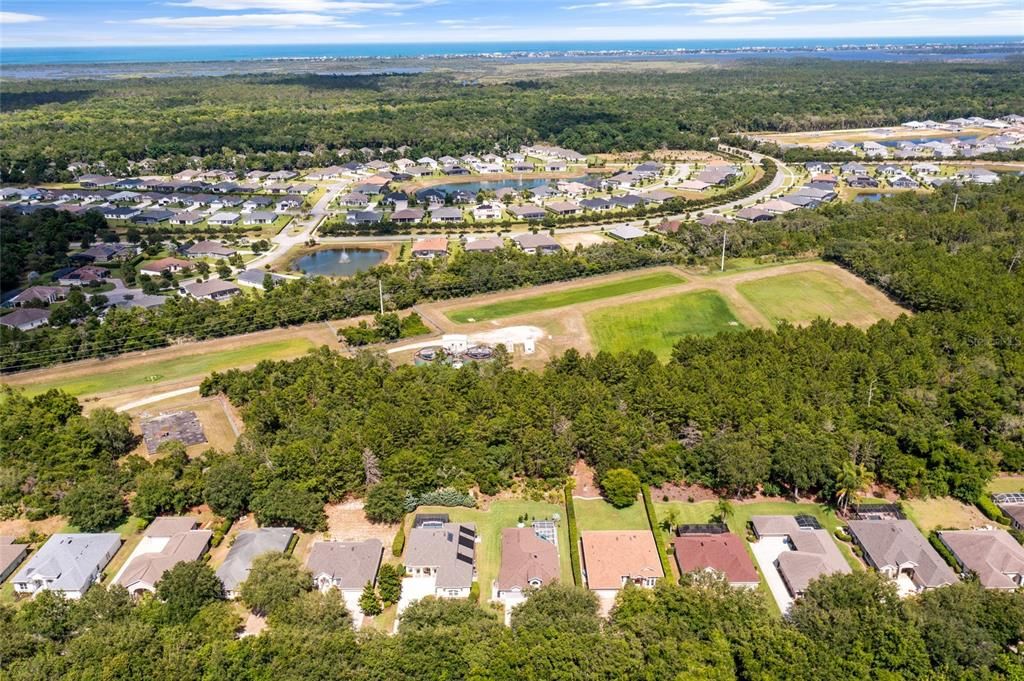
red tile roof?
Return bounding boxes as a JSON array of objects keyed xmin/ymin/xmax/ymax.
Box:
[{"xmin": 673, "ymin": 532, "xmax": 759, "ymax": 585}]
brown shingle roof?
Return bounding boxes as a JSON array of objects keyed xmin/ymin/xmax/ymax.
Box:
[
  {"xmin": 496, "ymin": 527, "xmax": 560, "ymax": 592},
  {"xmin": 581, "ymin": 531, "xmax": 663, "ymax": 590},
  {"xmin": 673, "ymin": 532, "xmax": 759, "ymax": 585},
  {"xmin": 938, "ymin": 530, "xmax": 1024, "ymax": 589},
  {"xmin": 306, "ymin": 540, "xmax": 383, "ymax": 591}
]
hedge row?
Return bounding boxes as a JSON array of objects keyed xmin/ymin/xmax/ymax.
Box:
[
  {"xmin": 641, "ymin": 485, "xmax": 675, "ymax": 580},
  {"xmin": 927, "ymin": 530, "xmax": 960, "ymax": 570},
  {"xmin": 975, "ymin": 495, "xmax": 1011, "ymax": 525},
  {"xmin": 564, "ymin": 484, "xmax": 583, "ymax": 587},
  {"xmin": 392, "ymin": 522, "xmax": 406, "ymax": 557}
]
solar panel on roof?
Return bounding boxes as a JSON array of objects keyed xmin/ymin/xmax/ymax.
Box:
[
  {"xmin": 455, "ymin": 552, "xmax": 473, "ymax": 565},
  {"xmin": 458, "ymin": 535, "xmax": 475, "ymax": 550},
  {"xmin": 675, "ymin": 523, "xmax": 729, "ymax": 536},
  {"xmin": 459, "ymin": 526, "xmax": 476, "ymax": 538},
  {"xmin": 794, "ymin": 515, "xmax": 821, "ymax": 530}
]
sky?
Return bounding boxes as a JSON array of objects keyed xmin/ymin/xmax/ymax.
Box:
[{"xmin": 0, "ymin": 0, "xmax": 1021, "ymax": 48}]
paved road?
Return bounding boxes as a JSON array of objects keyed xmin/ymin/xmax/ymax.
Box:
[{"xmin": 247, "ymin": 180, "xmax": 348, "ymax": 270}]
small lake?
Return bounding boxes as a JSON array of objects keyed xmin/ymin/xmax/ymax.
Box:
[
  {"xmin": 427, "ymin": 173, "xmax": 608, "ymax": 196},
  {"xmin": 292, "ymin": 247, "xmax": 387, "ymax": 277},
  {"xmin": 853, "ymin": 192, "xmax": 895, "ymax": 202}
]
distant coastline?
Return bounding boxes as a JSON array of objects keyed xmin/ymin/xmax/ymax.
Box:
[{"xmin": 3, "ymin": 37, "xmax": 1021, "ymax": 79}]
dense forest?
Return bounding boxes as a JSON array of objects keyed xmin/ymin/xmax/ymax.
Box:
[
  {"xmin": 2, "ymin": 571, "xmax": 1022, "ymax": 680},
  {"xmin": 0, "ymin": 237, "xmax": 679, "ymax": 372},
  {"xmin": 3, "ymin": 59, "xmax": 1024, "ymax": 181}
]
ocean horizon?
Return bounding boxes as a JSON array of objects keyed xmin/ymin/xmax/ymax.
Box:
[{"xmin": 3, "ymin": 36, "xmax": 1022, "ymax": 66}]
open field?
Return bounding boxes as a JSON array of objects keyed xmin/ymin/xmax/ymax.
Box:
[
  {"xmin": 737, "ymin": 270, "xmax": 899, "ymax": 327},
  {"xmin": 410, "ymin": 501, "xmax": 573, "ymax": 600},
  {"xmin": 585, "ymin": 290, "xmax": 744, "ymax": 360},
  {"xmin": 447, "ymin": 271, "xmax": 685, "ymax": 323},
  {"xmin": 556, "ymin": 232, "xmax": 612, "ymax": 249},
  {"xmin": 902, "ymin": 497, "xmax": 988, "ymax": 533},
  {"xmin": 7, "ymin": 338, "xmax": 315, "ymax": 399},
  {"xmin": 573, "ymin": 498, "xmax": 650, "ymax": 532},
  {"xmin": 750, "ymin": 125, "xmax": 995, "ymax": 148},
  {"xmin": 985, "ymin": 475, "xmax": 1024, "ymax": 494}
]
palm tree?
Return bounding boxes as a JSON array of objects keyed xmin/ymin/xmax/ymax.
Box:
[
  {"xmin": 835, "ymin": 462, "xmax": 874, "ymax": 514},
  {"xmin": 714, "ymin": 498, "xmax": 734, "ymax": 524}
]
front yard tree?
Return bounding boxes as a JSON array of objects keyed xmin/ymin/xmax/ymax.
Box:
[
  {"xmin": 377, "ymin": 563, "xmax": 402, "ymax": 605},
  {"xmin": 364, "ymin": 480, "xmax": 407, "ymax": 524},
  {"xmin": 359, "ymin": 581, "xmax": 382, "ymax": 616},
  {"xmin": 203, "ymin": 457, "xmax": 252, "ymax": 520},
  {"xmin": 157, "ymin": 561, "xmax": 224, "ymax": 623},
  {"xmin": 601, "ymin": 468, "xmax": 641, "ymax": 508},
  {"xmin": 240, "ymin": 553, "xmax": 311, "ymax": 617},
  {"xmin": 60, "ymin": 478, "xmax": 125, "ymax": 532}
]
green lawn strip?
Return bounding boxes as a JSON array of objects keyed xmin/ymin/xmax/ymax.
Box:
[
  {"xmin": 446, "ymin": 271, "xmax": 685, "ymax": 323},
  {"xmin": 985, "ymin": 476, "xmax": 1024, "ymax": 494},
  {"xmin": 413, "ymin": 500, "xmax": 570, "ymax": 599},
  {"xmin": 10, "ymin": 338, "xmax": 316, "ymax": 398},
  {"xmin": 585, "ymin": 290, "xmax": 744, "ymax": 360},
  {"xmin": 736, "ymin": 270, "xmax": 876, "ymax": 325},
  {"xmin": 641, "ymin": 486, "xmax": 675, "ymax": 579},
  {"xmin": 572, "ymin": 497, "xmax": 650, "ymax": 532}
]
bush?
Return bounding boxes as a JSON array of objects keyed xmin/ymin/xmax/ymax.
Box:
[
  {"xmin": 365, "ymin": 480, "xmax": 408, "ymax": 524},
  {"xmin": 601, "ymin": 469, "xmax": 641, "ymax": 508},
  {"xmin": 975, "ymin": 496, "xmax": 1011, "ymax": 525},
  {"xmin": 641, "ymin": 486, "xmax": 674, "ymax": 580},
  {"xmin": 60, "ymin": 479, "xmax": 125, "ymax": 532},
  {"xmin": 564, "ymin": 483, "xmax": 583, "ymax": 586},
  {"xmin": 468, "ymin": 581, "xmax": 480, "ymax": 603},
  {"xmin": 405, "ymin": 487, "xmax": 475, "ymax": 512},
  {"xmin": 928, "ymin": 531, "xmax": 960, "ymax": 569},
  {"xmin": 834, "ymin": 528, "xmax": 852, "ymax": 542},
  {"xmin": 392, "ymin": 524, "xmax": 406, "ymax": 557}
]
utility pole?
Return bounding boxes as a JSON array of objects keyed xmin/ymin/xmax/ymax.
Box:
[
  {"xmin": 720, "ymin": 228, "xmax": 727, "ymax": 272},
  {"xmin": 952, "ymin": 192, "xmax": 959, "ymax": 213},
  {"xmin": 378, "ymin": 278, "xmax": 384, "ymax": 314}
]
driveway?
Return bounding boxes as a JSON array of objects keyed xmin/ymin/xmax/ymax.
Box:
[
  {"xmin": 750, "ymin": 536, "xmax": 795, "ymax": 614},
  {"xmin": 396, "ymin": 575, "xmax": 436, "ymax": 618}
]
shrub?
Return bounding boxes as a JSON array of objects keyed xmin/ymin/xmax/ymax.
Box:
[
  {"xmin": 601, "ymin": 468, "xmax": 641, "ymax": 508},
  {"xmin": 928, "ymin": 530, "xmax": 960, "ymax": 569},
  {"xmin": 834, "ymin": 527, "xmax": 852, "ymax": 542},
  {"xmin": 365, "ymin": 481, "xmax": 408, "ymax": 524},
  {"xmin": 404, "ymin": 487, "xmax": 475, "ymax": 512},
  {"xmin": 641, "ymin": 486, "xmax": 674, "ymax": 580},
  {"xmin": 564, "ymin": 483, "xmax": 583, "ymax": 586},
  {"xmin": 392, "ymin": 523, "xmax": 406, "ymax": 557},
  {"xmin": 975, "ymin": 496, "xmax": 1011, "ymax": 525},
  {"xmin": 468, "ymin": 581, "xmax": 480, "ymax": 603}
]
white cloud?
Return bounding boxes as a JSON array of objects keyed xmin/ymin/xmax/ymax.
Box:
[
  {"xmin": 0, "ymin": 11, "xmax": 45, "ymax": 23},
  {"xmin": 126, "ymin": 12, "xmax": 364, "ymax": 29},
  {"xmin": 167, "ymin": 0, "xmax": 432, "ymax": 11},
  {"xmin": 561, "ymin": 0, "xmax": 836, "ymax": 15},
  {"xmin": 704, "ymin": 13, "xmax": 773, "ymax": 21}
]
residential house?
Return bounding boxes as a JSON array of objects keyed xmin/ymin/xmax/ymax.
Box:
[
  {"xmin": 890, "ymin": 176, "xmax": 919, "ymax": 189},
  {"xmin": 243, "ymin": 210, "xmax": 277, "ymax": 225},
  {"xmin": 840, "ymin": 162, "xmax": 868, "ymax": 175},
  {"xmin": 58, "ymin": 265, "xmax": 109, "ymax": 286},
  {"xmin": 12, "ymin": 533, "xmax": 121, "ymax": 599},
  {"xmin": 876, "ymin": 164, "xmax": 904, "ymax": 176},
  {"xmin": 169, "ymin": 211, "xmax": 204, "ymax": 226},
  {"xmin": 760, "ymin": 199, "xmax": 802, "ymax": 214},
  {"xmin": 938, "ymin": 529, "xmax": 1024, "ymax": 590},
  {"xmin": 678, "ymin": 179, "xmax": 711, "ymax": 192},
  {"xmin": 404, "ymin": 522, "xmax": 477, "ymax": 599},
  {"xmin": 182, "ymin": 279, "xmax": 241, "ymax": 301},
  {"xmin": 346, "ymin": 210, "xmax": 383, "ymax": 225},
  {"xmin": 804, "ymin": 161, "xmax": 833, "ymax": 175},
  {"xmin": 848, "ymin": 176, "xmax": 880, "ymax": 189},
  {"xmin": 464, "ymin": 236, "xmax": 505, "ymax": 253},
  {"xmin": 131, "ymin": 209, "xmax": 174, "ymax": 224},
  {"xmin": 114, "ymin": 518, "xmax": 212, "ymax": 596},
  {"xmin": 861, "ymin": 141, "xmax": 890, "ymax": 158},
  {"xmin": 734, "ymin": 206, "xmax": 775, "ymax": 222},
  {"xmin": 186, "ymin": 241, "xmax": 236, "ymax": 259},
  {"xmin": 391, "ymin": 208, "xmax": 425, "ymax": 224},
  {"xmin": 846, "ymin": 519, "xmax": 957, "ymax": 594},
  {"xmin": 472, "ymin": 204, "xmax": 503, "ymax": 221},
  {"xmin": 957, "ymin": 168, "xmax": 999, "ymax": 185},
  {"xmin": 340, "ymin": 192, "xmax": 370, "ymax": 207},
  {"xmin": 994, "ymin": 494, "xmax": 1024, "ymax": 531},
  {"xmin": 411, "ymin": 237, "xmax": 449, "ymax": 259},
  {"xmin": 236, "ymin": 269, "xmax": 288, "ymax": 289},
  {"xmin": 581, "ymin": 531, "xmax": 663, "ymax": 598},
  {"xmin": 608, "ymin": 225, "xmax": 646, "ymax": 240},
  {"xmin": 672, "ymin": 525, "xmax": 759, "ymax": 588},
  {"xmin": 243, "ymin": 196, "xmax": 274, "ymax": 211},
  {"xmin": 139, "ymin": 257, "xmax": 192, "ymax": 277},
  {"xmin": 545, "ymin": 201, "xmax": 582, "ymax": 216},
  {"xmin": 0, "ymin": 308, "xmax": 51, "ymax": 332},
  {"xmin": 216, "ymin": 527, "xmax": 294, "ymax": 599},
  {"xmin": 102, "ymin": 206, "xmax": 141, "ymax": 221},
  {"xmin": 513, "ymin": 233, "xmax": 561, "ymax": 255},
  {"xmin": 580, "ymin": 197, "xmax": 613, "ymax": 211},
  {"xmin": 750, "ymin": 516, "xmax": 851, "ymax": 599},
  {"xmin": 639, "ymin": 189, "xmax": 676, "ymax": 204},
  {"xmin": 697, "ymin": 214, "xmax": 728, "ymax": 226},
  {"xmin": 494, "ymin": 526, "xmax": 560, "ymax": 602},
  {"xmin": 0, "ymin": 537, "xmax": 28, "ymax": 583},
  {"xmin": 507, "ymin": 205, "xmax": 547, "ymax": 221},
  {"xmin": 912, "ymin": 162, "xmax": 941, "ymax": 174},
  {"xmin": 78, "ymin": 174, "xmax": 118, "ymax": 188},
  {"xmin": 307, "ymin": 539, "xmax": 383, "ymax": 594},
  {"xmin": 9, "ymin": 285, "xmax": 68, "ymax": 307},
  {"xmin": 826, "ymin": 140, "xmax": 856, "ymax": 152},
  {"xmin": 430, "ymin": 206, "xmax": 464, "ymax": 223},
  {"xmin": 208, "ymin": 212, "xmax": 240, "ymax": 226},
  {"xmin": 610, "ymin": 194, "xmax": 645, "ymax": 209}
]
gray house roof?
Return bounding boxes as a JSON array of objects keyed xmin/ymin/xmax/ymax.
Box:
[
  {"xmin": 0, "ymin": 537, "xmax": 28, "ymax": 583},
  {"xmin": 306, "ymin": 540, "xmax": 383, "ymax": 591},
  {"xmin": 938, "ymin": 529, "xmax": 1024, "ymax": 590},
  {"xmin": 404, "ymin": 523, "xmax": 476, "ymax": 590},
  {"xmin": 513, "ymin": 233, "xmax": 560, "ymax": 250},
  {"xmin": 215, "ymin": 527, "xmax": 293, "ymax": 593},
  {"xmin": 751, "ymin": 516, "xmax": 851, "ymax": 594},
  {"xmin": 847, "ymin": 519, "xmax": 957, "ymax": 589},
  {"xmin": 13, "ymin": 533, "xmax": 121, "ymax": 594}
]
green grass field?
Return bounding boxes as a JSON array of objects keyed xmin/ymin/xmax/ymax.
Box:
[
  {"xmin": 985, "ymin": 476, "xmax": 1024, "ymax": 494},
  {"xmin": 902, "ymin": 497, "xmax": 987, "ymax": 533},
  {"xmin": 446, "ymin": 271, "xmax": 685, "ymax": 323},
  {"xmin": 573, "ymin": 498, "xmax": 650, "ymax": 532},
  {"xmin": 8, "ymin": 338, "xmax": 316, "ymax": 398},
  {"xmin": 412, "ymin": 500, "xmax": 572, "ymax": 601},
  {"xmin": 736, "ymin": 271, "xmax": 878, "ymax": 326},
  {"xmin": 585, "ymin": 290, "xmax": 744, "ymax": 360}
]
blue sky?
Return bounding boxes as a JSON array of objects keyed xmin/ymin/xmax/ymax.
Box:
[{"xmin": 1, "ymin": 0, "xmax": 1021, "ymax": 47}]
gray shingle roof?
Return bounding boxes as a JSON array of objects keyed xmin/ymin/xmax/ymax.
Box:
[
  {"xmin": 847, "ymin": 519, "xmax": 957, "ymax": 588},
  {"xmin": 13, "ymin": 533, "xmax": 121, "ymax": 594},
  {"xmin": 306, "ymin": 540, "xmax": 383, "ymax": 591},
  {"xmin": 215, "ymin": 527, "xmax": 293, "ymax": 593},
  {"xmin": 404, "ymin": 523, "xmax": 476, "ymax": 590}
]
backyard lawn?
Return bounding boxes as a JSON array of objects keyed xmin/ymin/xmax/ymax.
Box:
[
  {"xmin": 573, "ymin": 498, "xmax": 650, "ymax": 532},
  {"xmin": 902, "ymin": 497, "xmax": 987, "ymax": 533},
  {"xmin": 585, "ymin": 290, "xmax": 744, "ymax": 360},
  {"xmin": 736, "ymin": 270, "xmax": 880, "ymax": 326},
  {"xmin": 12, "ymin": 338, "xmax": 316, "ymax": 398},
  {"xmin": 411, "ymin": 500, "xmax": 572, "ymax": 601},
  {"xmin": 446, "ymin": 271, "xmax": 685, "ymax": 323},
  {"xmin": 985, "ymin": 475, "xmax": 1024, "ymax": 494}
]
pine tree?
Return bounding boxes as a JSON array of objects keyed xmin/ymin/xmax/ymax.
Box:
[
  {"xmin": 378, "ymin": 564, "xmax": 403, "ymax": 606},
  {"xmin": 358, "ymin": 581, "xmax": 382, "ymax": 616}
]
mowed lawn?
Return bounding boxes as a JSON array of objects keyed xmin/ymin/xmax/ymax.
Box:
[
  {"xmin": 446, "ymin": 271, "xmax": 685, "ymax": 323},
  {"xmin": 902, "ymin": 497, "xmax": 988, "ymax": 533},
  {"xmin": 10, "ymin": 338, "xmax": 315, "ymax": 398},
  {"xmin": 573, "ymin": 498, "xmax": 650, "ymax": 531},
  {"xmin": 737, "ymin": 270, "xmax": 879, "ymax": 326},
  {"xmin": 411, "ymin": 500, "xmax": 572, "ymax": 599},
  {"xmin": 986, "ymin": 476, "xmax": 1024, "ymax": 494},
  {"xmin": 585, "ymin": 290, "xmax": 744, "ymax": 360}
]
